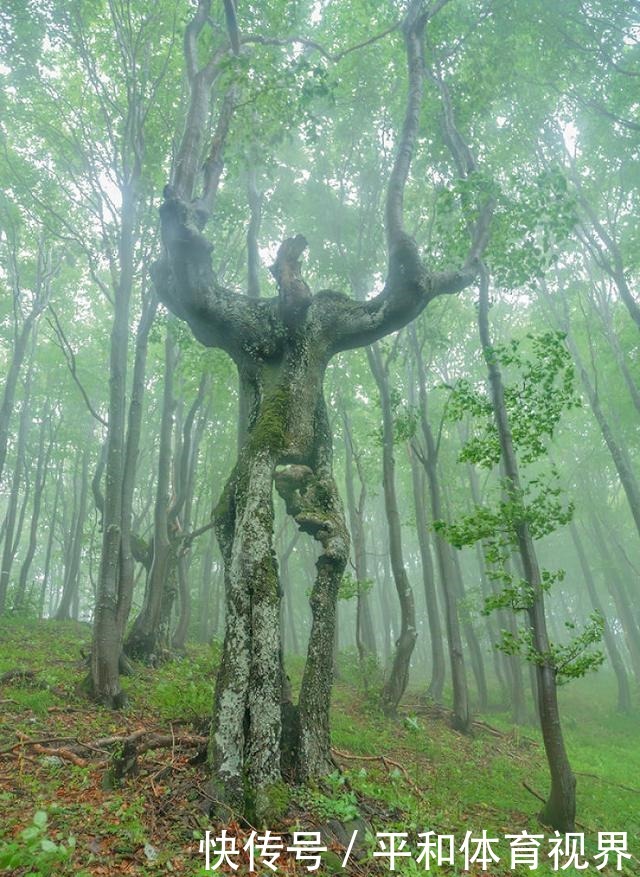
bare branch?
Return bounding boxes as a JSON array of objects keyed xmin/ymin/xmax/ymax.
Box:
[{"xmin": 47, "ymin": 306, "xmax": 108, "ymax": 427}]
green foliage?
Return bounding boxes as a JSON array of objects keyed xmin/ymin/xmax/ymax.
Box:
[
  {"xmin": 147, "ymin": 647, "xmax": 219, "ymax": 721},
  {"xmin": 438, "ymin": 329, "xmax": 602, "ymax": 682},
  {"xmin": 447, "ymin": 331, "xmax": 579, "ymax": 468},
  {"xmin": 486, "ymin": 167, "xmax": 578, "ymax": 288},
  {"xmin": 0, "ymin": 810, "xmax": 79, "ymax": 876},
  {"xmin": 298, "ymin": 772, "xmax": 360, "ymax": 822},
  {"xmin": 497, "ymin": 614, "xmax": 605, "ymax": 684},
  {"xmin": 338, "ymin": 572, "xmax": 374, "ymax": 602}
]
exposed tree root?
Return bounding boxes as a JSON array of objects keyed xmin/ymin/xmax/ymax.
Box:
[{"xmin": 522, "ymin": 781, "xmax": 591, "ymax": 833}]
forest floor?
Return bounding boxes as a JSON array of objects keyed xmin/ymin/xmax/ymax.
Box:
[{"xmin": 0, "ymin": 618, "xmax": 638, "ymax": 877}]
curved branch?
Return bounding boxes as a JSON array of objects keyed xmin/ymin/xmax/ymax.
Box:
[
  {"xmin": 324, "ymin": 0, "xmax": 492, "ymax": 353},
  {"xmin": 47, "ymin": 305, "xmax": 107, "ymax": 427},
  {"xmin": 155, "ymin": 194, "xmax": 279, "ymax": 359},
  {"xmin": 385, "ymin": 3, "xmax": 428, "ymax": 247}
]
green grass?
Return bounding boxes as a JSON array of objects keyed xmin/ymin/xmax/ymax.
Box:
[{"xmin": 0, "ymin": 618, "xmax": 638, "ymax": 875}]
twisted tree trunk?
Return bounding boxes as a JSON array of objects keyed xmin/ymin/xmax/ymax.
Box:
[{"xmin": 153, "ymin": 0, "xmax": 489, "ymax": 819}]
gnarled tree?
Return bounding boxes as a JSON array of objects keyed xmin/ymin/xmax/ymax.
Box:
[{"xmin": 154, "ymin": 0, "xmax": 491, "ymax": 820}]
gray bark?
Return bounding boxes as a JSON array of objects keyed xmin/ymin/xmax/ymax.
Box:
[
  {"xmin": 479, "ymin": 266, "xmax": 575, "ymax": 832},
  {"xmin": 409, "ymin": 325, "xmax": 471, "ymax": 731},
  {"xmin": 569, "ymin": 521, "xmax": 631, "ymax": 712},
  {"xmin": 0, "ymin": 364, "xmax": 34, "ymax": 613},
  {"xmin": 368, "ymin": 342, "xmax": 417, "ymax": 715}
]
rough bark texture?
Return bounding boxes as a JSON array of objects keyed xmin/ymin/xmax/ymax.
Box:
[{"xmin": 153, "ymin": 0, "xmax": 488, "ymax": 819}]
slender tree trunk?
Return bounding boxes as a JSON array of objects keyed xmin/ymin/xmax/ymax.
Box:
[
  {"xmin": 569, "ymin": 521, "xmax": 631, "ymax": 711},
  {"xmin": 172, "ymin": 378, "xmax": 207, "ymax": 650},
  {"xmin": 14, "ymin": 413, "xmax": 50, "ymax": 610},
  {"xmin": 116, "ymin": 290, "xmax": 158, "ymax": 637},
  {"xmin": 577, "ymin": 192, "xmax": 640, "ymax": 332},
  {"xmin": 589, "ymin": 513, "xmax": 640, "ymax": 689},
  {"xmin": 55, "ymin": 445, "xmax": 90, "ymax": 621},
  {"xmin": 125, "ymin": 328, "xmax": 177, "ymax": 659},
  {"xmin": 0, "ymin": 243, "xmax": 53, "ymax": 484},
  {"xmin": 90, "ymin": 176, "xmax": 139, "ymax": 707},
  {"xmin": 449, "ymin": 542, "xmax": 489, "ymax": 712},
  {"xmin": 408, "ymin": 445, "xmax": 445, "ymax": 701},
  {"xmin": 342, "ymin": 407, "xmax": 377, "ymax": 660},
  {"xmin": 39, "ymin": 465, "xmax": 62, "ymax": 618},
  {"xmin": 279, "ymin": 529, "xmax": 301, "ymax": 655},
  {"xmin": 549, "ymin": 292, "xmax": 640, "ymax": 541},
  {"xmin": 479, "ymin": 266, "xmax": 575, "ymax": 831},
  {"xmin": 461, "ymin": 440, "xmax": 514, "ymax": 709},
  {"xmin": 368, "ymin": 343, "xmax": 417, "ymax": 715},
  {"xmin": 409, "ymin": 326, "xmax": 471, "ymax": 731},
  {"xmin": 0, "ymin": 366, "xmax": 33, "ymax": 613},
  {"xmin": 591, "ymin": 283, "xmax": 640, "ymax": 417}
]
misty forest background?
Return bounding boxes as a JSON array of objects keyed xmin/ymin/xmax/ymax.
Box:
[{"xmin": 0, "ymin": 0, "xmax": 639, "ymax": 874}]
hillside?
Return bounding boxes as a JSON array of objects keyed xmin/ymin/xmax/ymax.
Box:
[{"xmin": 0, "ymin": 619, "xmax": 637, "ymax": 876}]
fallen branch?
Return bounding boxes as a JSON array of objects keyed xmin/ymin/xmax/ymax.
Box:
[
  {"xmin": 29, "ymin": 744, "xmax": 89, "ymax": 767},
  {"xmin": 332, "ymin": 747, "xmax": 425, "ymax": 800},
  {"xmin": 1, "ymin": 729, "xmax": 207, "ymax": 766},
  {"xmin": 0, "ymin": 669, "xmax": 36, "ymax": 685},
  {"xmin": 522, "ymin": 780, "xmax": 546, "ymax": 804},
  {"xmin": 471, "ymin": 719, "xmax": 509, "ymax": 738},
  {"xmin": 574, "ymin": 770, "xmax": 640, "ymax": 795},
  {"xmin": 0, "ymin": 734, "xmax": 78, "ymax": 756}
]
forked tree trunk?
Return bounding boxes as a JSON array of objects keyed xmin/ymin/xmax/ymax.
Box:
[
  {"xmin": 209, "ymin": 377, "xmax": 348, "ymax": 820},
  {"xmin": 154, "ymin": 0, "xmax": 489, "ymax": 820}
]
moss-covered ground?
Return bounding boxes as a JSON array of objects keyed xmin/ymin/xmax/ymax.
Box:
[{"xmin": 0, "ymin": 618, "xmax": 637, "ymax": 876}]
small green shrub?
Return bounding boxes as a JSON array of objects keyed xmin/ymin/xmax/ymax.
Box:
[
  {"xmin": 298, "ymin": 772, "xmax": 360, "ymax": 822},
  {"xmin": 0, "ymin": 810, "xmax": 79, "ymax": 876}
]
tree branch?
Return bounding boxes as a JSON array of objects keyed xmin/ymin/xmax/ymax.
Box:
[{"xmin": 47, "ymin": 306, "xmax": 108, "ymax": 427}]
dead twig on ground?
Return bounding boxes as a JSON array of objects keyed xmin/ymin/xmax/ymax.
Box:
[{"xmin": 331, "ymin": 746, "xmax": 426, "ymax": 799}]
